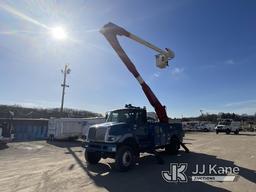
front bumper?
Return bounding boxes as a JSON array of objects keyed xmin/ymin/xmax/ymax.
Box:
[{"xmin": 83, "ymin": 141, "xmax": 117, "ymax": 153}]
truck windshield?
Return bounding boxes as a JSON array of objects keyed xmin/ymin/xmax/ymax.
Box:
[{"xmin": 106, "ymin": 110, "xmax": 136, "ymax": 123}]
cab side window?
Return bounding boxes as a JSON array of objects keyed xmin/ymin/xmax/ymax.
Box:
[{"xmin": 136, "ymin": 111, "xmax": 146, "ymax": 125}]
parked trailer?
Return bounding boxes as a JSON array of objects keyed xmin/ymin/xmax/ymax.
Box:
[
  {"xmin": 48, "ymin": 117, "xmax": 105, "ymax": 140},
  {"xmin": 0, "ymin": 118, "xmax": 48, "ymax": 141}
]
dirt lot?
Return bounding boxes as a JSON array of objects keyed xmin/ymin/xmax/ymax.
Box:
[{"xmin": 0, "ymin": 132, "xmax": 255, "ymax": 192}]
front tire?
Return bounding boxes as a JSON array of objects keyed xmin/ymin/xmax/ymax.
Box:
[
  {"xmin": 226, "ymin": 129, "xmax": 231, "ymax": 134},
  {"xmin": 84, "ymin": 151, "xmax": 101, "ymax": 164},
  {"xmin": 115, "ymin": 145, "xmax": 135, "ymax": 172}
]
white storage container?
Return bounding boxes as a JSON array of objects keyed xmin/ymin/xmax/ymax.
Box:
[{"xmin": 48, "ymin": 117, "xmax": 105, "ymax": 140}]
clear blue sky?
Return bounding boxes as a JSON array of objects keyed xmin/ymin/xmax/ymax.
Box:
[{"xmin": 0, "ymin": 0, "xmax": 256, "ymax": 117}]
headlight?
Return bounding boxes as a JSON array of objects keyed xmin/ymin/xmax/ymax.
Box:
[{"xmin": 106, "ymin": 135, "xmax": 121, "ymax": 142}]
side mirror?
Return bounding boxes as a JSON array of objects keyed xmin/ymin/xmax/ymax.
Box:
[{"xmin": 105, "ymin": 112, "xmax": 110, "ymax": 120}]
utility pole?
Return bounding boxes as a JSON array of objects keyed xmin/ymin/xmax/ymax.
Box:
[
  {"xmin": 60, "ymin": 64, "xmax": 71, "ymax": 113},
  {"xmin": 199, "ymin": 109, "xmax": 204, "ymax": 126}
]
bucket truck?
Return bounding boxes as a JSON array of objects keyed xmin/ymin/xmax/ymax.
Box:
[{"xmin": 83, "ymin": 23, "xmax": 187, "ymax": 171}]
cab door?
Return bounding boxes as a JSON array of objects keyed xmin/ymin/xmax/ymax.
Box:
[{"xmin": 133, "ymin": 110, "xmax": 150, "ymax": 149}]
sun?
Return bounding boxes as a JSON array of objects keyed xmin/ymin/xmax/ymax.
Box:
[{"xmin": 50, "ymin": 26, "xmax": 67, "ymax": 40}]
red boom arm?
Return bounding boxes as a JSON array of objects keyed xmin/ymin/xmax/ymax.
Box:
[{"xmin": 100, "ymin": 23, "xmax": 169, "ymax": 123}]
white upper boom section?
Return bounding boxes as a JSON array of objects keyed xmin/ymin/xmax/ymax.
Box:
[{"xmin": 128, "ymin": 33, "xmax": 175, "ymax": 69}]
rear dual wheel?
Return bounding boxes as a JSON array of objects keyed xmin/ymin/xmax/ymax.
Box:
[{"xmin": 165, "ymin": 137, "xmax": 180, "ymax": 155}]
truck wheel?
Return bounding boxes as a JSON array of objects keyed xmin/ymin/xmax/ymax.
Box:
[
  {"xmin": 216, "ymin": 131, "xmax": 219, "ymax": 134},
  {"xmin": 226, "ymin": 129, "xmax": 231, "ymax": 134},
  {"xmin": 115, "ymin": 145, "xmax": 135, "ymax": 172},
  {"xmin": 84, "ymin": 151, "xmax": 101, "ymax": 164},
  {"xmin": 234, "ymin": 130, "xmax": 239, "ymax": 135},
  {"xmin": 165, "ymin": 137, "xmax": 180, "ymax": 155}
]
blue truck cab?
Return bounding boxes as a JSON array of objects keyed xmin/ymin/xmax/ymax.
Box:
[{"xmin": 83, "ymin": 105, "xmax": 184, "ymax": 171}]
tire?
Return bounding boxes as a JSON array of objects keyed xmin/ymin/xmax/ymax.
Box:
[
  {"xmin": 226, "ymin": 129, "xmax": 231, "ymax": 134},
  {"xmin": 115, "ymin": 145, "xmax": 135, "ymax": 172},
  {"xmin": 234, "ymin": 130, "xmax": 239, "ymax": 135},
  {"xmin": 84, "ymin": 151, "xmax": 101, "ymax": 164},
  {"xmin": 216, "ymin": 131, "xmax": 219, "ymax": 134},
  {"xmin": 165, "ymin": 137, "xmax": 180, "ymax": 155}
]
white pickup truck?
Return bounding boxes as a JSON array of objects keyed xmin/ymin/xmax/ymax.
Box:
[{"xmin": 215, "ymin": 119, "xmax": 241, "ymax": 134}]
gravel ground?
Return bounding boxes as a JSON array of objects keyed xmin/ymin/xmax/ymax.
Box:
[{"xmin": 0, "ymin": 132, "xmax": 255, "ymax": 192}]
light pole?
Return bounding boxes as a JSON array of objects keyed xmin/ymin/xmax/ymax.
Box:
[{"xmin": 60, "ymin": 64, "xmax": 71, "ymax": 113}]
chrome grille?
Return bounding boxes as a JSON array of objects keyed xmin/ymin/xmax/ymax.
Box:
[
  {"xmin": 88, "ymin": 127, "xmax": 96, "ymax": 140},
  {"xmin": 88, "ymin": 126, "xmax": 107, "ymax": 141}
]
